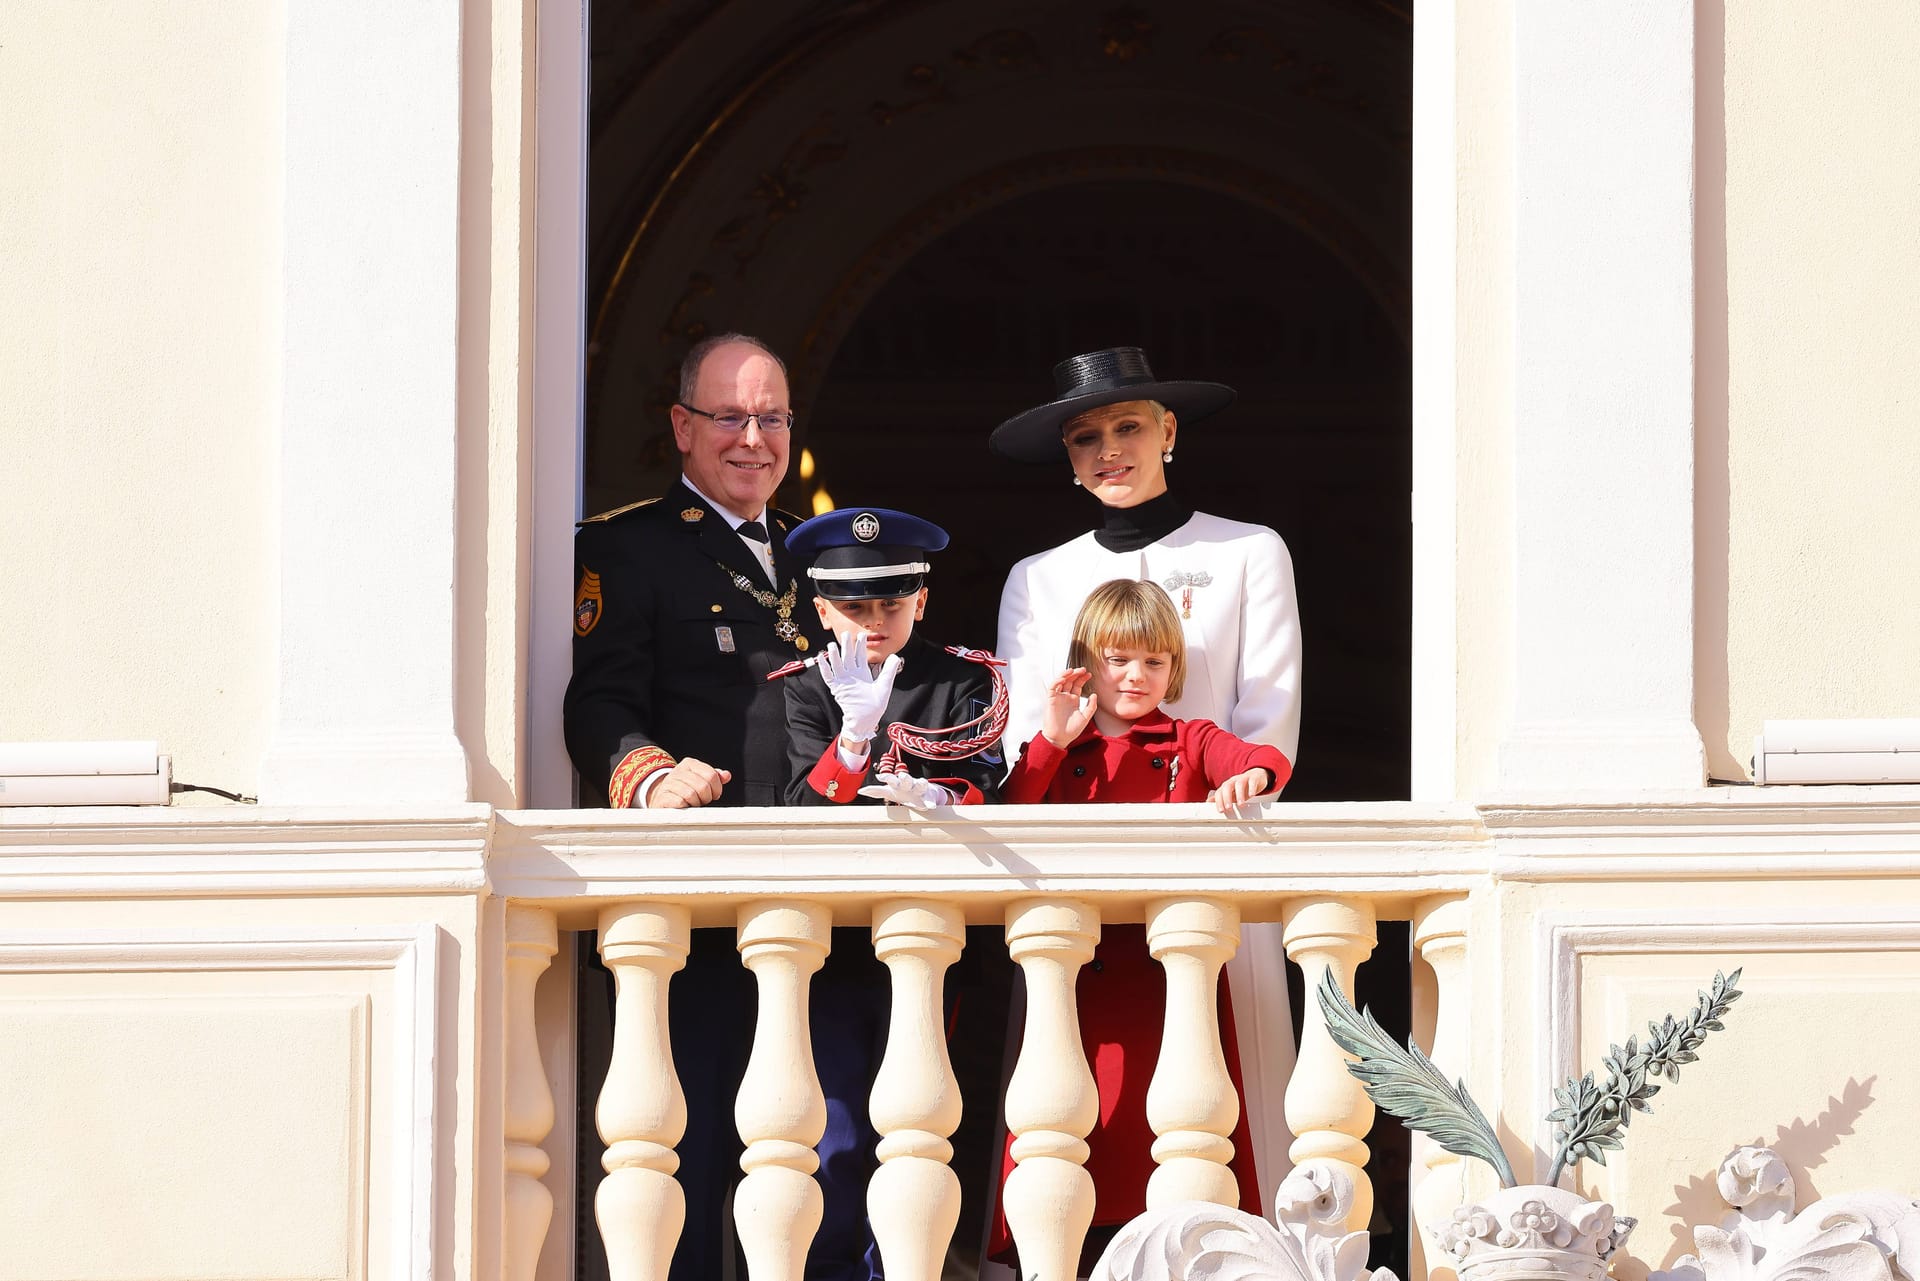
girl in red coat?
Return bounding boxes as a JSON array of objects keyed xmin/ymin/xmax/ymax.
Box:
[{"xmin": 993, "ymin": 578, "xmax": 1293, "ymax": 1270}]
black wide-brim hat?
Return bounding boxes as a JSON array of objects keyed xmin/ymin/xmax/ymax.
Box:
[{"xmin": 988, "ymin": 347, "xmax": 1236, "ymax": 464}]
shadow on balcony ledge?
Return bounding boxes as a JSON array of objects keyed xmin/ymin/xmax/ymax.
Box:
[{"xmin": 490, "ymin": 800, "xmax": 1489, "ymax": 927}]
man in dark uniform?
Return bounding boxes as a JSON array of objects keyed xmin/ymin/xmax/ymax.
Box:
[
  {"xmin": 564, "ymin": 334, "xmax": 835, "ymax": 1281},
  {"xmin": 565, "ymin": 333, "xmax": 825, "ymax": 809}
]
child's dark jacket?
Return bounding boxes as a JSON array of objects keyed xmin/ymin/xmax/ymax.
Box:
[{"xmin": 783, "ymin": 634, "xmax": 1003, "ymax": 805}]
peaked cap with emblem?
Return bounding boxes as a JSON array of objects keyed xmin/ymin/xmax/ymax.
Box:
[
  {"xmin": 988, "ymin": 346, "xmax": 1236, "ymax": 464},
  {"xmin": 784, "ymin": 507, "xmax": 948, "ymax": 601}
]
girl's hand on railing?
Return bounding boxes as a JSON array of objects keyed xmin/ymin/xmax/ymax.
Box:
[{"xmin": 1208, "ymin": 767, "xmax": 1272, "ymax": 815}]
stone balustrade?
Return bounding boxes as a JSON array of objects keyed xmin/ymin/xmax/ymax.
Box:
[
  {"xmin": 8, "ymin": 789, "xmax": 1920, "ymax": 1281},
  {"xmin": 492, "ymin": 801, "xmax": 1486, "ymax": 1279}
]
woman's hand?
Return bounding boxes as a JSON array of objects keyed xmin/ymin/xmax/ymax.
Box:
[
  {"xmin": 1209, "ymin": 767, "xmax": 1273, "ymax": 815},
  {"xmin": 1041, "ymin": 667, "xmax": 1095, "ymax": 748}
]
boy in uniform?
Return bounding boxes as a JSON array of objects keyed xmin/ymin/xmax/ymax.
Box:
[{"xmin": 781, "ymin": 506, "xmax": 1004, "ymax": 807}]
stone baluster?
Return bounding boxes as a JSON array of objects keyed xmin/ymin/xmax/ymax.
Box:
[
  {"xmin": 596, "ymin": 903, "xmax": 691, "ymax": 1281},
  {"xmin": 734, "ymin": 901, "xmax": 831, "ymax": 1281},
  {"xmin": 504, "ymin": 907, "xmax": 558, "ymax": 1281},
  {"xmin": 1003, "ymin": 897, "xmax": 1101, "ymax": 1281},
  {"xmin": 868, "ymin": 900, "xmax": 966, "ymax": 1281},
  {"xmin": 1281, "ymin": 897, "xmax": 1378, "ymax": 1233},
  {"xmin": 1144, "ymin": 896, "xmax": 1243, "ymax": 1210},
  {"xmin": 1412, "ymin": 895, "xmax": 1473, "ymax": 1281}
]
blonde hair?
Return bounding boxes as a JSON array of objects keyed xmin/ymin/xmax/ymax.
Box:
[{"xmin": 1069, "ymin": 578, "xmax": 1188, "ymax": 703}]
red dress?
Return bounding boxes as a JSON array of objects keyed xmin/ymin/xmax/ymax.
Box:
[{"xmin": 992, "ymin": 711, "xmax": 1293, "ymax": 1257}]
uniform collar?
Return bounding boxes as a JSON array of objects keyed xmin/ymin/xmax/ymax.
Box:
[
  {"xmin": 674, "ymin": 479, "xmax": 784, "ymax": 587},
  {"xmin": 678, "ymin": 474, "xmax": 766, "ymax": 532}
]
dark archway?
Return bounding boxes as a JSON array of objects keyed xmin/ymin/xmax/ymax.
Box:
[{"xmin": 808, "ymin": 178, "xmax": 1410, "ymax": 802}]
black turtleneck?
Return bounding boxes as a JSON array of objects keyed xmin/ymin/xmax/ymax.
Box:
[{"xmin": 1093, "ymin": 490, "xmax": 1194, "ymax": 553}]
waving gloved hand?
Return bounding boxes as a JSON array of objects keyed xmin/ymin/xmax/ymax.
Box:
[
  {"xmin": 819, "ymin": 630, "xmax": 903, "ymax": 745},
  {"xmin": 858, "ymin": 771, "xmax": 956, "ymax": 808}
]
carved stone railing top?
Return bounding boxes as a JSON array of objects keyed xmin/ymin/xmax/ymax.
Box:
[
  {"xmin": 488, "ymin": 802, "xmax": 1487, "ymax": 926},
  {"xmin": 1653, "ymin": 1146, "xmax": 1920, "ymax": 1281}
]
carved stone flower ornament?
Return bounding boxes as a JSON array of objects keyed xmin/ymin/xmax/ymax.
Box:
[
  {"xmin": 1715, "ymin": 1146, "xmax": 1794, "ymax": 1223},
  {"xmin": 1090, "ymin": 1161, "xmax": 1400, "ymax": 1281},
  {"xmin": 1438, "ymin": 1184, "xmax": 1635, "ymax": 1281},
  {"xmin": 1651, "ymin": 1145, "xmax": 1920, "ymax": 1281}
]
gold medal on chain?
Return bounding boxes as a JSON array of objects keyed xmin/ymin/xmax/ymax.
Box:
[{"xmin": 725, "ymin": 568, "xmax": 807, "ymax": 651}]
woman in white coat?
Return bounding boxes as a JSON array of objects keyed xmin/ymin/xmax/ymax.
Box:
[{"xmin": 992, "ymin": 345, "xmax": 1303, "ymax": 1220}]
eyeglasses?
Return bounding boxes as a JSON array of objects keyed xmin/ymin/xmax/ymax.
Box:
[{"xmin": 677, "ymin": 404, "xmax": 795, "ymax": 434}]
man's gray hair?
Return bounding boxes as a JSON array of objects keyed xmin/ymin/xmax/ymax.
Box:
[{"xmin": 678, "ymin": 333, "xmax": 788, "ymax": 404}]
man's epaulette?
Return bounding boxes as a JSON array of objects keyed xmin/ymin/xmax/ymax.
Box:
[
  {"xmin": 578, "ymin": 497, "xmax": 662, "ymax": 527},
  {"xmin": 770, "ymin": 506, "xmax": 807, "ymax": 538}
]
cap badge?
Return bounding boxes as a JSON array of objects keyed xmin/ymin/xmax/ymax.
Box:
[
  {"xmin": 681, "ymin": 507, "xmax": 705, "ymax": 523},
  {"xmin": 851, "ymin": 512, "xmax": 881, "ymax": 543}
]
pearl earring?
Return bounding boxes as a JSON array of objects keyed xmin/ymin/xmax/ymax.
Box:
[
  {"xmin": 1162, "ymin": 450, "xmax": 1173, "ymax": 463},
  {"xmin": 1072, "ymin": 476, "xmax": 1082, "ymax": 486}
]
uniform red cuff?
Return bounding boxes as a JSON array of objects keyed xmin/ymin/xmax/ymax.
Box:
[
  {"xmin": 807, "ymin": 740, "xmax": 868, "ymax": 803},
  {"xmin": 928, "ymin": 777, "xmax": 984, "ymax": 806},
  {"xmin": 610, "ymin": 746, "xmax": 675, "ymax": 808}
]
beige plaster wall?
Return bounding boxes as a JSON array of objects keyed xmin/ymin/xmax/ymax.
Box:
[
  {"xmin": 0, "ymin": 2, "xmax": 281, "ymax": 799},
  {"xmin": 1700, "ymin": 1, "xmax": 1920, "ymax": 778},
  {"xmin": 459, "ymin": 0, "xmax": 539, "ymax": 809},
  {"xmin": 1451, "ymin": 0, "xmax": 1516, "ymax": 795},
  {"xmin": 1482, "ymin": 875, "xmax": 1920, "ymax": 1279},
  {"xmin": 0, "ymin": 889, "xmax": 486, "ymax": 1281}
]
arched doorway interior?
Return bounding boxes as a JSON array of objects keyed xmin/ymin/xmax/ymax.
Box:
[{"xmin": 806, "ymin": 177, "xmax": 1410, "ymax": 801}]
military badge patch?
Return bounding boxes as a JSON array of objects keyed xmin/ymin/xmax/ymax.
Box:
[
  {"xmin": 681, "ymin": 507, "xmax": 705, "ymax": 523},
  {"xmin": 851, "ymin": 511, "xmax": 881, "ymax": 543},
  {"xmin": 574, "ymin": 568, "xmax": 603, "ymax": 636}
]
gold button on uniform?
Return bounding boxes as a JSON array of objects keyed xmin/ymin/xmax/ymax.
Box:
[{"xmin": 711, "ymin": 604, "xmax": 723, "ymax": 613}]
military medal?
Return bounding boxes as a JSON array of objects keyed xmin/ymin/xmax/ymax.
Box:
[
  {"xmin": 1162, "ymin": 569, "xmax": 1213, "ymax": 619},
  {"xmin": 724, "ymin": 568, "xmax": 806, "ymax": 650}
]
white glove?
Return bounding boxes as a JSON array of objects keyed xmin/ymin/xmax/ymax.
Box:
[
  {"xmin": 858, "ymin": 771, "xmax": 957, "ymax": 808},
  {"xmin": 818, "ymin": 630, "xmax": 903, "ymax": 743}
]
